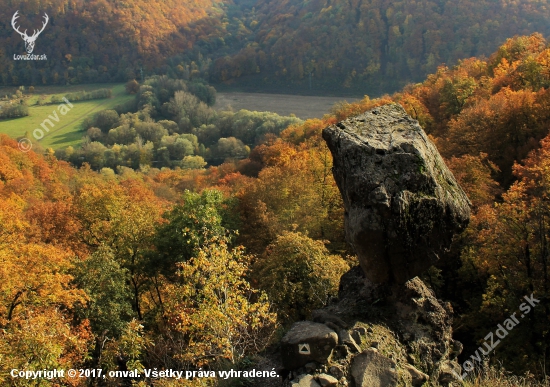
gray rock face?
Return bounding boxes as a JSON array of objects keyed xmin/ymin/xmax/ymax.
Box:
[
  {"xmin": 351, "ymin": 348, "xmax": 398, "ymax": 387},
  {"xmin": 281, "ymin": 321, "xmax": 338, "ymax": 370},
  {"xmin": 322, "ymin": 103, "xmax": 471, "ymax": 285}
]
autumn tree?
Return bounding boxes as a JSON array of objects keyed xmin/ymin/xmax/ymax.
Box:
[
  {"xmin": 254, "ymin": 231, "xmax": 349, "ymax": 323},
  {"xmin": 458, "ymin": 135, "xmax": 550, "ymax": 373},
  {"xmin": 162, "ymin": 236, "xmax": 277, "ymax": 369}
]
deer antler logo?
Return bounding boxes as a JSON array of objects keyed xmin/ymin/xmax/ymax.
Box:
[{"xmin": 12, "ymin": 11, "xmax": 49, "ymax": 54}]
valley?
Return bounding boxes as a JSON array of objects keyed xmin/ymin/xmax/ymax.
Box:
[{"xmin": 215, "ymin": 92, "xmax": 360, "ymax": 119}]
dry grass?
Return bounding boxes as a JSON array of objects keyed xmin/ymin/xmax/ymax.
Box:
[{"xmin": 461, "ymin": 366, "xmax": 549, "ymax": 387}]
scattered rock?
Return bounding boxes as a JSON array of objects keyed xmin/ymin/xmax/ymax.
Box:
[
  {"xmin": 351, "ymin": 348, "xmax": 398, "ymax": 387},
  {"xmin": 338, "ymin": 330, "xmax": 361, "ymax": 353},
  {"xmin": 351, "ymin": 329, "xmax": 362, "ymax": 345},
  {"xmin": 328, "ymin": 365, "xmax": 344, "ymax": 380},
  {"xmin": 281, "ymin": 321, "xmax": 338, "ymax": 370},
  {"xmin": 291, "ymin": 374, "xmax": 321, "ymax": 387},
  {"xmin": 332, "ymin": 344, "xmax": 352, "ymax": 361},
  {"xmin": 322, "ymin": 103, "xmax": 471, "ymax": 285},
  {"xmin": 438, "ymin": 361, "xmax": 463, "ymax": 386},
  {"xmin": 403, "ymin": 364, "xmax": 429, "ymax": 387},
  {"xmin": 317, "ymin": 373, "xmax": 339, "ymax": 387},
  {"xmin": 304, "ymin": 362, "xmax": 317, "ymax": 374}
]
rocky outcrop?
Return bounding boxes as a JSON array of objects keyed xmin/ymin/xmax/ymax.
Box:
[
  {"xmin": 274, "ymin": 104, "xmax": 469, "ymax": 387},
  {"xmin": 280, "ymin": 267, "xmax": 463, "ymax": 387},
  {"xmin": 322, "ymin": 103, "xmax": 470, "ymax": 285}
]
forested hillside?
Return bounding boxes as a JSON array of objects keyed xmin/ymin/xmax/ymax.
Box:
[
  {"xmin": 0, "ymin": 0, "xmax": 232, "ymax": 85},
  {"xmin": 4, "ymin": 0, "xmax": 550, "ymax": 95},
  {"xmin": 211, "ymin": 0, "xmax": 550, "ymax": 94}
]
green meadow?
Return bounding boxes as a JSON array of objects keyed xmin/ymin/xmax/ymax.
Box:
[{"xmin": 0, "ymin": 83, "xmax": 132, "ymax": 150}]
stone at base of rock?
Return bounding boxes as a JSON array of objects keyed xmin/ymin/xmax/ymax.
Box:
[
  {"xmin": 317, "ymin": 374, "xmax": 339, "ymax": 387},
  {"xmin": 304, "ymin": 362, "xmax": 317, "ymax": 374},
  {"xmin": 351, "ymin": 348, "xmax": 398, "ymax": 387},
  {"xmin": 404, "ymin": 364, "xmax": 429, "ymax": 386},
  {"xmin": 351, "ymin": 329, "xmax": 363, "ymax": 344},
  {"xmin": 438, "ymin": 361, "xmax": 464, "ymax": 387},
  {"xmin": 338, "ymin": 330, "xmax": 361, "ymax": 353},
  {"xmin": 291, "ymin": 374, "xmax": 321, "ymax": 387},
  {"xmin": 281, "ymin": 321, "xmax": 338, "ymax": 370},
  {"xmin": 328, "ymin": 365, "xmax": 344, "ymax": 380}
]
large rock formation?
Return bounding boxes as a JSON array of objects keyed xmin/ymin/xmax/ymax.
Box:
[
  {"xmin": 322, "ymin": 103, "xmax": 471, "ymax": 285},
  {"xmin": 267, "ymin": 104, "xmax": 470, "ymax": 387}
]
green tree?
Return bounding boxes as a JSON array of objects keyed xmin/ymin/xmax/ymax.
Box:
[
  {"xmin": 73, "ymin": 246, "xmax": 133, "ymax": 337},
  {"xmin": 254, "ymin": 231, "xmax": 349, "ymax": 323},
  {"xmin": 153, "ymin": 190, "xmax": 226, "ymax": 277}
]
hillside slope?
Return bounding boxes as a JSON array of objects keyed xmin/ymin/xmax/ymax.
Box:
[
  {"xmin": 0, "ymin": 0, "xmax": 231, "ymax": 84},
  {"xmin": 210, "ymin": 0, "xmax": 550, "ymax": 94},
  {"xmin": 3, "ymin": 0, "xmax": 550, "ymax": 95}
]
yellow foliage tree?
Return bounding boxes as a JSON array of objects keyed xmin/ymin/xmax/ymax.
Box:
[
  {"xmin": 254, "ymin": 231, "xmax": 349, "ymax": 323},
  {"xmin": 163, "ymin": 237, "xmax": 277, "ymax": 369}
]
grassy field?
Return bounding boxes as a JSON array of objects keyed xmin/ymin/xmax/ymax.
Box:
[
  {"xmin": 0, "ymin": 85, "xmax": 359, "ymax": 150},
  {"xmin": 0, "ymin": 83, "xmax": 132, "ymax": 150},
  {"xmin": 215, "ymin": 91, "xmax": 360, "ymax": 119}
]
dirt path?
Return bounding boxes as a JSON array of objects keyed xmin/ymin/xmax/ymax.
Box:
[{"xmin": 215, "ymin": 92, "xmax": 361, "ymax": 119}]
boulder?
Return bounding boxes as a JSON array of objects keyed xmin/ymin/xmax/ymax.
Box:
[
  {"xmin": 281, "ymin": 321, "xmax": 338, "ymax": 370},
  {"xmin": 328, "ymin": 365, "xmax": 344, "ymax": 380},
  {"xmin": 317, "ymin": 373, "xmax": 339, "ymax": 387},
  {"xmin": 351, "ymin": 328, "xmax": 366, "ymax": 345},
  {"xmin": 351, "ymin": 348, "xmax": 398, "ymax": 387},
  {"xmin": 291, "ymin": 374, "xmax": 321, "ymax": 387},
  {"xmin": 338, "ymin": 329, "xmax": 361, "ymax": 353},
  {"xmin": 403, "ymin": 364, "xmax": 429, "ymax": 387},
  {"xmin": 438, "ymin": 361, "xmax": 463, "ymax": 387},
  {"xmin": 322, "ymin": 103, "xmax": 470, "ymax": 285}
]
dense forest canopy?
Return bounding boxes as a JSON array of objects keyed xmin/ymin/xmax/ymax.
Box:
[{"xmin": 3, "ymin": 0, "xmax": 550, "ymax": 94}]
